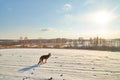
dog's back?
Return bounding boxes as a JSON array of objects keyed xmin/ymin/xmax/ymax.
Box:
[{"xmin": 40, "ymin": 53, "xmax": 51, "ymax": 60}]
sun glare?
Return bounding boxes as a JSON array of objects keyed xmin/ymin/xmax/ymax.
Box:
[
  {"xmin": 92, "ymin": 11, "xmax": 113, "ymax": 25},
  {"xmin": 85, "ymin": 10, "xmax": 115, "ymax": 36}
]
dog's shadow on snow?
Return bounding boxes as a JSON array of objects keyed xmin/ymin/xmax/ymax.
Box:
[{"xmin": 18, "ymin": 64, "xmax": 40, "ymax": 72}]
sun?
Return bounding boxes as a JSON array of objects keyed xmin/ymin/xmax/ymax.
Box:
[
  {"xmin": 85, "ymin": 10, "xmax": 115, "ymax": 36},
  {"xmin": 92, "ymin": 11, "xmax": 113, "ymax": 25}
]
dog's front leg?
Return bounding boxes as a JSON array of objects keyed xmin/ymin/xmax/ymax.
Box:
[{"xmin": 44, "ymin": 59, "xmax": 47, "ymax": 63}]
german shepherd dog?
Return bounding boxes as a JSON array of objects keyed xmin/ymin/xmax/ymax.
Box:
[{"xmin": 38, "ymin": 53, "xmax": 51, "ymax": 64}]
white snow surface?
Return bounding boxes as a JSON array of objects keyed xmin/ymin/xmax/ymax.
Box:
[{"xmin": 0, "ymin": 48, "xmax": 120, "ymax": 80}]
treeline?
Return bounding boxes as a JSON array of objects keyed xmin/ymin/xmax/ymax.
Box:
[{"xmin": 0, "ymin": 37, "xmax": 120, "ymax": 51}]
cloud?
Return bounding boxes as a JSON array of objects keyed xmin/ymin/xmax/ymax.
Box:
[
  {"xmin": 40, "ymin": 28, "xmax": 54, "ymax": 32},
  {"xmin": 56, "ymin": 3, "xmax": 72, "ymax": 13},
  {"xmin": 62, "ymin": 3, "xmax": 72, "ymax": 11}
]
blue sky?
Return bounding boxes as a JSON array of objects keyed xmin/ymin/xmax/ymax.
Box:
[{"xmin": 0, "ymin": 0, "xmax": 120, "ymax": 39}]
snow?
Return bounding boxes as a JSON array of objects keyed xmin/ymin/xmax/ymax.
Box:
[{"xmin": 0, "ymin": 48, "xmax": 120, "ymax": 80}]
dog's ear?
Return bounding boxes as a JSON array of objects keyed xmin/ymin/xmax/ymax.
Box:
[{"xmin": 49, "ymin": 53, "xmax": 51, "ymax": 55}]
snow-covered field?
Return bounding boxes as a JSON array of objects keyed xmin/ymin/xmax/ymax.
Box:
[{"xmin": 0, "ymin": 49, "xmax": 120, "ymax": 80}]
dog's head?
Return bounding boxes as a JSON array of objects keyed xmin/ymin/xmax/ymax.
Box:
[{"xmin": 48, "ymin": 53, "xmax": 51, "ymax": 56}]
